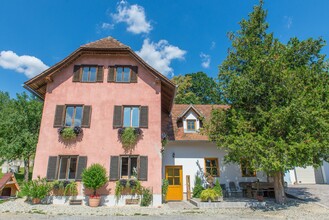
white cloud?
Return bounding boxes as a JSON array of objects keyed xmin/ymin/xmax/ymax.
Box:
[
  {"xmin": 0, "ymin": 51, "xmax": 48, "ymax": 78},
  {"xmin": 136, "ymin": 39, "xmax": 186, "ymax": 77},
  {"xmin": 111, "ymin": 0, "xmax": 152, "ymax": 34},
  {"xmin": 284, "ymin": 16, "xmax": 293, "ymax": 29},
  {"xmin": 210, "ymin": 41, "xmax": 216, "ymax": 50},
  {"xmin": 101, "ymin": 22, "xmax": 114, "ymax": 30},
  {"xmin": 200, "ymin": 53, "xmax": 211, "ymax": 68}
]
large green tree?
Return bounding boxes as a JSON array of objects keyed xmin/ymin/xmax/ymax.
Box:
[
  {"xmin": 0, "ymin": 92, "xmax": 43, "ymax": 181},
  {"xmin": 205, "ymin": 0, "xmax": 329, "ymax": 203},
  {"xmin": 172, "ymin": 72, "xmax": 222, "ymax": 104}
]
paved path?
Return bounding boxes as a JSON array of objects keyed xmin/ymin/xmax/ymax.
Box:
[{"xmin": 286, "ymin": 184, "xmax": 329, "ymax": 207}]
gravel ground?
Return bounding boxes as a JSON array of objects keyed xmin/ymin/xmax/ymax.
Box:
[{"xmin": 0, "ymin": 198, "xmax": 329, "ymax": 219}]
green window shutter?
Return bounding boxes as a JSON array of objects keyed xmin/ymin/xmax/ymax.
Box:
[
  {"xmin": 138, "ymin": 156, "xmax": 148, "ymax": 181},
  {"xmin": 75, "ymin": 156, "xmax": 87, "ymax": 181},
  {"xmin": 96, "ymin": 66, "xmax": 104, "ymax": 82},
  {"xmin": 113, "ymin": 106, "xmax": 123, "ymax": 128},
  {"xmin": 109, "ymin": 156, "xmax": 119, "ymax": 181},
  {"xmin": 139, "ymin": 106, "xmax": 148, "ymax": 128},
  {"xmin": 46, "ymin": 156, "xmax": 58, "ymax": 181},
  {"xmin": 108, "ymin": 66, "xmax": 115, "ymax": 82},
  {"xmin": 81, "ymin": 106, "xmax": 92, "ymax": 128},
  {"xmin": 130, "ymin": 66, "xmax": 138, "ymax": 83},
  {"xmin": 54, "ymin": 105, "xmax": 65, "ymax": 127},
  {"xmin": 72, "ymin": 65, "xmax": 81, "ymax": 82}
]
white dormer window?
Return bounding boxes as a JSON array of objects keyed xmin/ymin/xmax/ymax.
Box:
[{"xmin": 183, "ymin": 110, "xmax": 200, "ymax": 133}]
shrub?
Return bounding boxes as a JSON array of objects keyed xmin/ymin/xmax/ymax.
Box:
[
  {"xmin": 213, "ymin": 179, "xmax": 223, "ymax": 197},
  {"xmin": 82, "ymin": 164, "xmax": 107, "ymax": 196},
  {"xmin": 21, "ymin": 177, "xmax": 52, "ymax": 200},
  {"xmin": 200, "ymin": 189, "xmax": 218, "ymax": 202},
  {"xmin": 64, "ymin": 181, "xmax": 78, "ymax": 196},
  {"xmin": 192, "ymin": 175, "xmax": 204, "ymax": 198},
  {"xmin": 140, "ymin": 187, "xmax": 152, "ymax": 207},
  {"xmin": 162, "ymin": 179, "xmax": 169, "ymax": 200}
]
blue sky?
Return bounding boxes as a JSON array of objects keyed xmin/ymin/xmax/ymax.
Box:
[{"xmin": 0, "ymin": 0, "xmax": 328, "ymax": 97}]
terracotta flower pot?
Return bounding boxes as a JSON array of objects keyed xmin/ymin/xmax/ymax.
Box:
[
  {"xmin": 89, "ymin": 197, "xmax": 101, "ymax": 207},
  {"xmin": 32, "ymin": 198, "xmax": 41, "ymax": 204}
]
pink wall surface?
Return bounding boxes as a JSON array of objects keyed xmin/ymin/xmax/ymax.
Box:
[{"xmin": 32, "ymin": 54, "xmax": 163, "ymax": 194}]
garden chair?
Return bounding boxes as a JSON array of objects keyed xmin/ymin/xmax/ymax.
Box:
[
  {"xmin": 220, "ymin": 184, "xmax": 229, "ymax": 197},
  {"xmin": 229, "ymin": 181, "xmax": 240, "ymax": 197}
]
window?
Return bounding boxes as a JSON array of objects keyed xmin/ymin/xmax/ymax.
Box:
[
  {"xmin": 123, "ymin": 107, "xmax": 140, "ymax": 127},
  {"xmin": 65, "ymin": 106, "xmax": 83, "ymax": 127},
  {"xmin": 241, "ymin": 159, "xmax": 256, "ymax": 177},
  {"xmin": 204, "ymin": 158, "xmax": 219, "ymax": 177},
  {"xmin": 58, "ymin": 156, "xmax": 78, "ymax": 180},
  {"xmin": 116, "ymin": 67, "xmax": 131, "ymax": 82},
  {"xmin": 120, "ymin": 156, "xmax": 138, "ymax": 179},
  {"xmin": 187, "ymin": 120, "xmax": 196, "ymax": 131},
  {"xmin": 81, "ymin": 66, "xmax": 97, "ymax": 82}
]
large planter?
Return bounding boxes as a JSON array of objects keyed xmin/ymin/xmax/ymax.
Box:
[
  {"xmin": 89, "ymin": 197, "xmax": 101, "ymax": 207},
  {"xmin": 32, "ymin": 198, "xmax": 41, "ymax": 204}
]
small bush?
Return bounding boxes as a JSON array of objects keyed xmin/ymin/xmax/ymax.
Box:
[
  {"xmin": 192, "ymin": 175, "xmax": 204, "ymax": 198},
  {"xmin": 82, "ymin": 164, "xmax": 107, "ymax": 196},
  {"xmin": 21, "ymin": 177, "xmax": 52, "ymax": 200},
  {"xmin": 213, "ymin": 179, "xmax": 223, "ymax": 197},
  {"xmin": 200, "ymin": 189, "xmax": 218, "ymax": 202},
  {"xmin": 162, "ymin": 179, "xmax": 169, "ymax": 200},
  {"xmin": 140, "ymin": 187, "xmax": 152, "ymax": 207}
]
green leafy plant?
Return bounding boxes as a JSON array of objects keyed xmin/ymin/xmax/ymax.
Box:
[
  {"xmin": 213, "ymin": 179, "xmax": 223, "ymax": 197},
  {"xmin": 200, "ymin": 189, "xmax": 218, "ymax": 202},
  {"xmin": 162, "ymin": 179, "xmax": 169, "ymax": 200},
  {"xmin": 192, "ymin": 175, "xmax": 204, "ymax": 198},
  {"xmin": 64, "ymin": 181, "xmax": 78, "ymax": 196},
  {"xmin": 140, "ymin": 187, "xmax": 152, "ymax": 207},
  {"xmin": 60, "ymin": 127, "xmax": 76, "ymax": 141},
  {"xmin": 82, "ymin": 164, "xmax": 107, "ymax": 196},
  {"xmin": 21, "ymin": 177, "xmax": 52, "ymax": 200},
  {"xmin": 119, "ymin": 128, "xmax": 139, "ymax": 151},
  {"xmin": 115, "ymin": 179, "xmax": 142, "ymax": 201}
]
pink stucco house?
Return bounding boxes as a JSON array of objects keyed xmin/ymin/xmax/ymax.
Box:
[{"xmin": 24, "ymin": 37, "xmax": 176, "ymax": 206}]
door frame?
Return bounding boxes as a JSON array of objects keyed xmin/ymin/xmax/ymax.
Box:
[{"xmin": 165, "ymin": 165, "xmax": 183, "ymax": 201}]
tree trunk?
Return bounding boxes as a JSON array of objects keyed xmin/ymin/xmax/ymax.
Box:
[
  {"xmin": 273, "ymin": 171, "xmax": 286, "ymax": 204},
  {"xmin": 24, "ymin": 158, "xmax": 29, "ymax": 182}
]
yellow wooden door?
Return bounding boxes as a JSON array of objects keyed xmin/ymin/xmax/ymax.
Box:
[{"xmin": 165, "ymin": 166, "xmax": 183, "ymax": 201}]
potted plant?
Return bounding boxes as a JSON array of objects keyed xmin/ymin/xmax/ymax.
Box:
[
  {"xmin": 58, "ymin": 126, "xmax": 83, "ymax": 141},
  {"xmin": 21, "ymin": 177, "xmax": 52, "ymax": 204},
  {"xmin": 81, "ymin": 163, "xmax": 107, "ymax": 207},
  {"xmin": 118, "ymin": 128, "xmax": 142, "ymax": 152},
  {"xmin": 200, "ymin": 188, "xmax": 218, "ymax": 203}
]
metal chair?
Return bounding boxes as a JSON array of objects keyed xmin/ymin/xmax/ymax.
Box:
[
  {"xmin": 220, "ymin": 184, "xmax": 229, "ymax": 197},
  {"xmin": 229, "ymin": 181, "xmax": 240, "ymax": 197}
]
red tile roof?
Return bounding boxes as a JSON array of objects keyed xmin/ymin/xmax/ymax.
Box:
[{"xmin": 163, "ymin": 104, "xmax": 229, "ymax": 141}]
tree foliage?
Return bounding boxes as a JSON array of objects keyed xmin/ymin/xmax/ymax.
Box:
[
  {"xmin": 204, "ymin": 0, "xmax": 329, "ymax": 203},
  {"xmin": 0, "ymin": 92, "xmax": 43, "ymax": 181},
  {"xmin": 172, "ymin": 72, "xmax": 222, "ymax": 104}
]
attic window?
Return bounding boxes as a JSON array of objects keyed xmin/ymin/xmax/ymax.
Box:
[{"xmin": 187, "ymin": 120, "xmax": 196, "ymax": 131}]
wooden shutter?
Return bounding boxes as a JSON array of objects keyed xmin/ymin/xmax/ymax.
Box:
[
  {"xmin": 81, "ymin": 106, "xmax": 92, "ymax": 128},
  {"xmin": 113, "ymin": 106, "xmax": 123, "ymax": 128},
  {"xmin": 138, "ymin": 156, "xmax": 148, "ymax": 181},
  {"xmin": 109, "ymin": 156, "xmax": 119, "ymax": 181},
  {"xmin": 46, "ymin": 156, "xmax": 58, "ymax": 181},
  {"xmin": 139, "ymin": 106, "xmax": 148, "ymax": 128},
  {"xmin": 76, "ymin": 156, "xmax": 87, "ymax": 181},
  {"xmin": 53, "ymin": 105, "xmax": 65, "ymax": 127},
  {"xmin": 108, "ymin": 66, "xmax": 115, "ymax": 82},
  {"xmin": 72, "ymin": 65, "xmax": 81, "ymax": 82},
  {"xmin": 130, "ymin": 66, "xmax": 138, "ymax": 83},
  {"xmin": 96, "ymin": 66, "xmax": 104, "ymax": 82}
]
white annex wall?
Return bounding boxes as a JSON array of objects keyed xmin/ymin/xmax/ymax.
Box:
[{"xmin": 162, "ymin": 141, "xmax": 267, "ymax": 193}]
